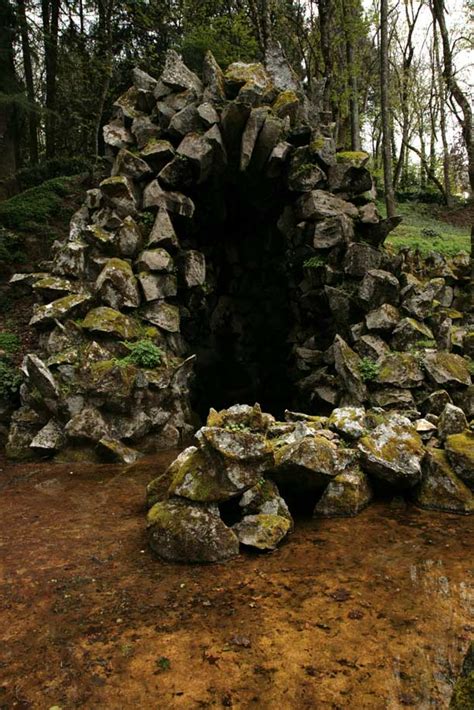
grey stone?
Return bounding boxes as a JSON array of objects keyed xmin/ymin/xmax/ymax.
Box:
[
  {"xmin": 142, "ymin": 301, "xmax": 180, "ymax": 332},
  {"xmin": 358, "ymin": 269, "xmax": 400, "ymax": 309},
  {"xmin": 232, "ymin": 514, "xmax": 291, "ymax": 550},
  {"xmin": 365, "ymin": 304, "xmax": 401, "ymax": 332},
  {"xmin": 161, "ymin": 49, "xmax": 203, "ymax": 95},
  {"xmin": 423, "ymin": 352, "xmax": 471, "ymax": 387},
  {"xmin": 65, "ymin": 406, "xmax": 109, "ymax": 442},
  {"xmin": 391, "ymin": 318, "xmax": 434, "ymax": 351},
  {"xmin": 142, "ymin": 180, "xmax": 195, "ymax": 218},
  {"xmin": 333, "ymin": 335, "xmax": 368, "ymax": 403},
  {"xmin": 147, "ymin": 498, "xmax": 239, "ymax": 563},
  {"xmin": 438, "ymin": 403, "xmax": 468, "ymax": 441},
  {"xmin": 296, "ymin": 189, "xmax": 358, "ymax": 221},
  {"xmin": 138, "ymin": 272, "xmax": 177, "ymax": 301},
  {"xmin": 136, "ymin": 248, "xmax": 173, "ymax": 273},
  {"xmin": 314, "ymin": 469, "xmax": 372, "ymax": 517},
  {"xmin": 182, "ymin": 250, "xmax": 206, "ymax": 288},
  {"xmin": 343, "ymin": 242, "xmax": 382, "ymax": 277},
  {"xmin": 30, "ymin": 419, "xmax": 65, "ymax": 451},
  {"xmin": 96, "ymin": 258, "xmax": 140, "ymax": 309}
]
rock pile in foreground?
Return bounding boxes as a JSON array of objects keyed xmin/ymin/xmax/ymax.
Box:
[{"xmin": 146, "ymin": 403, "xmax": 474, "ymax": 562}]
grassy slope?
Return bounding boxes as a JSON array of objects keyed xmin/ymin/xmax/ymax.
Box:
[{"xmin": 378, "ymin": 201, "xmax": 470, "ymax": 256}]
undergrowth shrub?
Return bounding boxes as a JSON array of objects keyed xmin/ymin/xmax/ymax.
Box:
[
  {"xmin": 119, "ymin": 339, "xmax": 164, "ymax": 368},
  {"xmin": 0, "ymin": 177, "xmax": 75, "ymax": 232},
  {"xmin": 358, "ymin": 357, "xmax": 380, "ymax": 382}
]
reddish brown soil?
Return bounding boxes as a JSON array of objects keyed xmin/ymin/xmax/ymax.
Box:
[
  {"xmin": 439, "ymin": 202, "xmax": 474, "ymax": 230},
  {"xmin": 0, "ymin": 455, "xmax": 472, "ymax": 709}
]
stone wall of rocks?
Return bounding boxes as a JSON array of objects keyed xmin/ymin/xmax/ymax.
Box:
[
  {"xmin": 6, "ymin": 46, "xmax": 473, "ymax": 464},
  {"xmin": 146, "ymin": 402, "xmax": 474, "ymax": 562}
]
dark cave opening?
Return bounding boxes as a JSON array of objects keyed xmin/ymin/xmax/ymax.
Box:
[{"xmin": 183, "ymin": 168, "xmax": 294, "ymax": 421}]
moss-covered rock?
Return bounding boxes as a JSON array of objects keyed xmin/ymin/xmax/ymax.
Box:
[
  {"xmin": 415, "ymin": 449, "xmax": 474, "ymax": 514},
  {"xmin": 328, "ymin": 406, "xmax": 366, "ymax": 439},
  {"xmin": 147, "ymin": 498, "xmax": 239, "ymax": 563},
  {"xmin": 376, "ymin": 352, "xmax": 424, "ymax": 388},
  {"xmin": 206, "ymin": 402, "xmax": 274, "ymax": 432},
  {"xmin": 423, "ymin": 352, "xmax": 472, "ymax": 387},
  {"xmin": 358, "ymin": 415, "xmax": 425, "ymax": 487},
  {"xmin": 82, "ymin": 306, "xmax": 141, "ymax": 339},
  {"xmin": 30, "ymin": 293, "xmax": 91, "ymax": 327},
  {"xmin": 232, "ymin": 513, "xmax": 291, "ymax": 550},
  {"xmin": 314, "ymin": 468, "xmax": 372, "ymax": 517},
  {"xmin": 445, "ymin": 432, "xmax": 474, "ymax": 489},
  {"xmin": 239, "ymin": 479, "xmax": 292, "ymax": 523}
]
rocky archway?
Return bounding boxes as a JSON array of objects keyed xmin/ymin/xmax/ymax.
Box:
[{"xmin": 8, "ymin": 47, "xmax": 470, "ymax": 467}]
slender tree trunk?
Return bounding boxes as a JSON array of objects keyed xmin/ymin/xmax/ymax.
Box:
[
  {"xmin": 17, "ymin": 0, "xmax": 38, "ymax": 164},
  {"xmin": 93, "ymin": 0, "xmax": 114, "ymax": 159},
  {"xmin": 433, "ymin": 20, "xmax": 451, "ymax": 207},
  {"xmin": 431, "ymin": 0, "xmax": 473, "ymax": 307},
  {"xmin": 344, "ymin": 0, "xmax": 361, "ymax": 151},
  {"xmin": 0, "ymin": 0, "xmax": 19, "ymax": 184},
  {"xmin": 42, "ymin": 0, "xmax": 60, "ymax": 159},
  {"xmin": 380, "ymin": 0, "xmax": 396, "ymax": 217}
]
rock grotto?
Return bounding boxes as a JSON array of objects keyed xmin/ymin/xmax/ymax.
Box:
[{"xmin": 5, "ymin": 46, "xmax": 474, "ymax": 561}]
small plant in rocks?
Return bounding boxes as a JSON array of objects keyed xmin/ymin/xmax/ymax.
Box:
[{"xmin": 358, "ymin": 357, "xmax": 380, "ymax": 382}]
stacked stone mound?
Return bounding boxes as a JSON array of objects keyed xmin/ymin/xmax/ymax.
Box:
[
  {"xmin": 146, "ymin": 402, "xmax": 474, "ymax": 562},
  {"xmin": 6, "ymin": 46, "xmax": 474, "ymax": 462}
]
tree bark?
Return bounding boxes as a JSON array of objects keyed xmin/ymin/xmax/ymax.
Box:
[
  {"xmin": 344, "ymin": 0, "xmax": 361, "ymax": 151},
  {"xmin": 433, "ymin": 16, "xmax": 452, "ymax": 207},
  {"xmin": 17, "ymin": 0, "xmax": 38, "ymax": 164},
  {"xmin": 41, "ymin": 0, "xmax": 60, "ymax": 159},
  {"xmin": 0, "ymin": 0, "xmax": 20, "ymax": 183},
  {"xmin": 380, "ymin": 0, "xmax": 396, "ymax": 217}
]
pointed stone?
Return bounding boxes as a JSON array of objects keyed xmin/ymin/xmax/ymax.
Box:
[
  {"xmin": 161, "ymin": 49, "xmax": 203, "ymax": 95},
  {"xmin": 202, "ymin": 50, "xmax": 226, "ymax": 102},
  {"xmin": 142, "ymin": 180, "xmax": 195, "ymax": 218},
  {"xmin": 240, "ymin": 107, "xmax": 269, "ymax": 171},
  {"xmin": 147, "ymin": 208, "xmax": 179, "ymax": 249}
]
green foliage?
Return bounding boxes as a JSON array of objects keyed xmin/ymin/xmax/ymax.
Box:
[
  {"xmin": 358, "ymin": 357, "xmax": 380, "ymax": 382},
  {"xmin": 180, "ymin": 12, "xmax": 259, "ymax": 70},
  {"xmin": 138, "ymin": 212, "xmax": 155, "ymax": 228},
  {"xmin": 16, "ymin": 159, "xmax": 91, "ymax": 190},
  {"xmin": 225, "ymin": 422, "xmax": 250, "ymax": 432},
  {"xmin": 0, "ymin": 226, "xmax": 26, "ymax": 265},
  {"xmin": 0, "ymin": 177, "xmax": 75, "ymax": 232},
  {"xmin": 382, "ymin": 201, "xmax": 470, "ymax": 256},
  {"xmin": 415, "ymin": 339, "xmax": 436, "ymax": 349},
  {"xmin": 303, "ymin": 255, "xmax": 326, "ymax": 269},
  {"xmin": 0, "ymin": 331, "xmax": 20, "ymax": 354},
  {"xmin": 156, "ymin": 656, "xmax": 171, "ymax": 671},
  {"xmin": 0, "ymin": 359, "xmax": 22, "ymax": 399},
  {"xmin": 119, "ymin": 339, "xmax": 164, "ymax": 369}
]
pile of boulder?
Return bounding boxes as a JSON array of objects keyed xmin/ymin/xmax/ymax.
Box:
[
  {"xmin": 146, "ymin": 403, "xmax": 474, "ymax": 562},
  {"xmin": 5, "ymin": 46, "xmax": 473, "ymax": 467}
]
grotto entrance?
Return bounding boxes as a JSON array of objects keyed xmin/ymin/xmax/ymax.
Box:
[{"xmin": 184, "ymin": 167, "xmax": 294, "ymax": 421}]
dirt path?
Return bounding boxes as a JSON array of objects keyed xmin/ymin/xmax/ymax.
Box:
[{"xmin": 0, "ymin": 455, "xmax": 472, "ymax": 709}]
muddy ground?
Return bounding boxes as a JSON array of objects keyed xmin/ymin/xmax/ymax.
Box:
[{"xmin": 0, "ymin": 454, "xmax": 472, "ymax": 709}]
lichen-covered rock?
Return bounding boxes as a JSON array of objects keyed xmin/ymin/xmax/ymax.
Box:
[
  {"xmin": 147, "ymin": 498, "xmax": 239, "ymax": 563},
  {"xmin": 312, "ymin": 214, "xmax": 353, "ymax": 249},
  {"xmin": 98, "ymin": 437, "xmax": 141, "ymax": 464},
  {"xmin": 182, "ymin": 250, "xmax": 206, "ymax": 287},
  {"xmin": 24, "ymin": 354, "xmax": 59, "ymax": 401},
  {"xmin": 161, "ymin": 49, "xmax": 203, "ymax": 95},
  {"xmin": 420, "ymin": 389, "xmax": 453, "ymax": 416},
  {"xmin": 358, "ymin": 269, "xmax": 399, "ymax": 310},
  {"xmin": 328, "ymin": 406, "xmax": 366, "ymax": 439},
  {"xmin": 142, "ymin": 180, "xmax": 195, "ymax": 218},
  {"xmin": 206, "ymin": 403, "xmax": 275, "ymax": 432},
  {"xmin": 365, "ymin": 304, "xmax": 401, "ymax": 332},
  {"xmin": 343, "ymin": 243, "xmax": 382, "ymax": 277},
  {"xmin": 376, "ymin": 352, "xmax": 424, "ymax": 388},
  {"xmin": 30, "ymin": 293, "xmax": 91, "ymax": 327},
  {"xmin": 414, "ymin": 449, "xmax": 474, "ymax": 514},
  {"xmin": 197, "ymin": 426, "xmax": 273, "ymax": 463},
  {"xmin": 232, "ymin": 513, "xmax": 291, "ymax": 550},
  {"xmin": 358, "ymin": 415, "xmax": 425, "ymax": 487},
  {"xmin": 445, "ymin": 432, "xmax": 474, "ymax": 489},
  {"xmin": 422, "ymin": 352, "xmax": 472, "ymax": 387},
  {"xmin": 111, "ymin": 148, "xmax": 152, "ymax": 181},
  {"xmin": 391, "ymin": 317, "xmax": 434, "ymax": 351},
  {"xmin": 82, "ymin": 307, "xmax": 141, "ymax": 339},
  {"xmin": 333, "ymin": 335, "xmax": 368, "ymax": 403},
  {"xmin": 239, "ymin": 479, "xmax": 292, "ymax": 521},
  {"xmin": 355, "ymin": 334, "xmax": 389, "ymax": 361},
  {"xmin": 295, "ymin": 189, "xmax": 358, "ymax": 221},
  {"xmin": 99, "ymin": 175, "xmax": 137, "ymax": 218},
  {"xmin": 273, "ymin": 435, "xmax": 339, "ymax": 482},
  {"xmin": 138, "ymin": 272, "xmax": 177, "ymax": 301},
  {"xmin": 96, "ymin": 258, "xmax": 140, "ymax": 309},
  {"xmin": 142, "ymin": 301, "xmax": 180, "ymax": 332},
  {"xmin": 370, "ymin": 388, "xmax": 415, "ymax": 409},
  {"xmin": 30, "ymin": 419, "xmax": 65, "ymax": 451},
  {"xmin": 314, "ymin": 468, "xmax": 372, "ymax": 517},
  {"xmin": 136, "ymin": 248, "xmax": 173, "ymax": 273},
  {"xmin": 438, "ymin": 403, "xmax": 468, "ymax": 441},
  {"xmin": 65, "ymin": 406, "xmax": 109, "ymax": 441}
]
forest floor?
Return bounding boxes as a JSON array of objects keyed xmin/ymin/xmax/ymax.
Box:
[
  {"xmin": 383, "ymin": 201, "xmax": 471, "ymax": 256},
  {"xmin": 0, "ymin": 455, "xmax": 472, "ymax": 709}
]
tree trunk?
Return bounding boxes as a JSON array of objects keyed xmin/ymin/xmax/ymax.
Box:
[
  {"xmin": 344, "ymin": 0, "xmax": 361, "ymax": 151},
  {"xmin": 380, "ymin": 0, "xmax": 396, "ymax": 217},
  {"xmin": 433, "ymin": 19, "xmax": 451, "ymax": 207},
  {"xmin": 17, "ymin": 0, "xmax": 38, "ymax": 164},
  {"xmin": 0, "ymin": 0, "xmax": 19, "ymax": 184},
  {"xmin": 42, "ymin": 0, "xmax": 60, "ymax": 159},
  {"xmin": 93, "ymin": 0, "xmax": 114, "ymax": 159}
]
